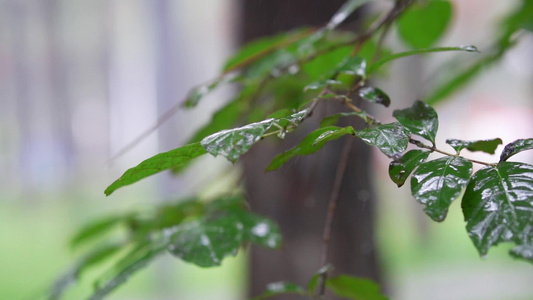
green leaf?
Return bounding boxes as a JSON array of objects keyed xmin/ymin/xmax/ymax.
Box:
[
  {"xmin": 499, "ymin": 138, "xmax": 533, "ymax": 163},
  {"xmin": 397, "ymin": 0, "xmax": 453, "ymax": 49},
  {"xmin": 202, "ymin": 110, "xmax": 309, "ymax": 163},
  {"xmin": 462, "ymin": 162, "xmax": 533, "ymax": 262},
  {"xmin": 307, "ymin": 264, "xmax": 332, "ymax": 295},
  {"xmin": 320, "ymin": 112, "xmax": 369, "ymax": 128},
  {"xmin": 326, "ymin": 275, "xmax": 388, "ymax": 300},
  {"xmin": 367, "ymin": 45, "xmax": 479, "ymax": 75},
  {"xmin": 266, "ymin": 126, "xmax": 355, "ymax": 171},
  {"xmin": 239, "ymin": 212, "xmax": 282, "ymax": 249},
  {"xmin": 411, "ymin": 156, "xmax": 472, "ymax": 222},
  {"xmin": 393, "ymin": 100, "xmax": 438, "ymax": 145},
  {"xmin": 357, "ymin": 86, "xmax": 391, "ymax": 107},
  {"xmin": 184, "ymin": 74, "xmax": 234, "ymax": 108},
  {"xmin": 336, "ymin": 56, "xmax": 366, "ymax": 77},
  {"xmin": 70, "ymin": 215, "xmax": 124, "ymax": 249},
  {"xmin": 356, "ymin": 123, "xmax": 410, "ymax": 157},
  {"xmin": 446, "ymin": 138, "xmax": 503, "ymax": 154},
  {"xmin": 304, "ymin": 79, "xmax": 343, "ymax": 92},
  {"xmin": 252, "ymin": 282, "xmax": 306, "ymax": 300},
  {"xmin": 326, "ymin": 0, "xmax": 371, "ymax": 30},
  {"xmin": 105, "ymin": 143, "xmax": 207, "ymax": 196},
  {"xmin": 302, "ymin": 46, "xmax": 353, "ymax": 81},
  {"xmin": 389, "ymin": 150, "xmax": 430, "ymax": 187}
]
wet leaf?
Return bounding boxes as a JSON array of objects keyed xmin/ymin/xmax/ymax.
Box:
[
  {"xmin": 336, "ymin": 56, "xmax": 366, "ymax": 77},
  {"xmin": 357, "ymin": 86, "xmax": 391, "ymax": 107},
  {"xmin": 320, "ymin": 112, "xmax": 369, "ymax": 127},
  {"xmin": 326, "ymin": 0, "xmax": 371, "ymax": 30},
  {"xmin": 184, "ymin": 74, "xmax": 234, "ymax": 108},
  {"xmin": 446, "ymin": 138, "xmax": 502, "ymax": 154},
  {"xmin": 70, "ymin": 215, "xmax": 124, "ymax": 249},
  {"xmin": 105, "ymin": 143, "xmax": 207, "ymax": 196},
  {"xmin": 462, "ymin": 162, "xmax": 533, "ymax": 261},
  {"xmin": 304, "ymin": 79, "xmax": 343, "ymax": 92},
  {"xmin": 389, "ymin": 150, "xmax": 430, "ymax": 187},
  {"xmin": 252, "ymin": 282, "xmax": 306, "ymax": 300},
  {"xmin": 393, "ymin": 100, "xmax": 438, "ymax": 145},
  {"xmin": 397, "ymin": 0, "xmax": 453, "ymax": 49},
  {"xmin": 411, "ymin": 156, "xmax": 472, "ymax": 222},
  {"xmin": 239, "ymin": 212, "xmax": 282, "ymax": 249},
  {"xmin": 499, "ymin": 138, "xmax": 533, "ymax": 163},
  {"xmin": 326, "ymin": 275, "xmax": 388, "ymax": 300},
  {"xmin": 356, "ymin": 123, "xmax": 410, "ymax": 157},
  {"xmin": 201, "ymin": 109, "xmax": 309, "ymax": 163},
  {"xmin": 307, "ymin": 264, "xmax": 332, "ymax": 295},
  {"xmin": 267, "ymin": 126, "xmax": 355, "ymax": 171}
]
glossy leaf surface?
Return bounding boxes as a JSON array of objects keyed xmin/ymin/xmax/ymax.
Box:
[
  {"xmin": 393, "ymin": 100, "xmax": 438, "ymax": 145},
  {"xmin": 336, "ymin": 56, "xmax": 366, "ymax": 77},
  {"xmin": 397, "ymin": 0, "xmax": 453, "ymax": 49},
  {"xmin": 389, "ymin": 150, "xmax": 430, "ymax": 187},
  {"xmin": 411, "ymin": 156, "xmax": 472, "ymax": 221},
  {"xmin": 304, "ymin": 79, "xmax": 343, "ymax": 92},
  {"xmin": 357, "ymin": 86, "xmax": 391, "ymax": 107},
  {"xmin": 462, "ymin": 162, "xmax": 533, "ymax": 261},
  {"xmin": 326, "ymin": 275, "xmax": 388, "ymax": 300},
  {"xmin": 320, "ymin": 112, "xmax": 369, "ymax": 127},
  {"xmin": 499, "ymin": 138, "xmax": 533, "ymax": 163},
  {"xmin": 252, "ymin": 282, "xmax": 306, "ymax": 300},
  {"xmin": 105, "ymin": 143, "xmax": 207, "ymax": 196},
  {"xmin": 356, "ymin": 123, "xmax": 410, "ymax": 157},
  {"xmin": 267, "ymin": 126, "xmax": 355, "ymax": 171},
  {"xmin": 446, "ymin": 138, "xmax": 503, "ymax": 154}
]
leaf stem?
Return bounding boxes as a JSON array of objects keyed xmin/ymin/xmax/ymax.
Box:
[{"xmin": 409, "ymin": 138, "xmax": 496, "ymax": 166}]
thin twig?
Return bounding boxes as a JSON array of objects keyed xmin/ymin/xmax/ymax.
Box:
[
  {"xmin": 409, "ymin": 138, "xmax": 496, "ymax": 166},
  {"xmin": 318, "ymin": 137, "xmax": 353, "ymax": 296}
]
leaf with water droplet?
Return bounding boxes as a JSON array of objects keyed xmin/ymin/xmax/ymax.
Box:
[
  {"xmin": 356, "ymin": 123, "xmax": 410, "ymax": 157},
  {"xmin": 304, "ymin": 79, "xmax": 343, "ymax": 92},
  {"xmin": 336, "ymin": 56, "xmax": 366, "ymax": 77},
  {"xmin": 252, "ymin": 282, "xmax": 307, "ymax": 300},
  {"xmin": 412, "ymin": 156, "xmax": 472, "ymax": 222},
  {"xmin": 393, "ymin": 100, "xmax": 438, "ymax": 145},
  {"xmin": 105, "ymin": 143, "xmax": 207, "ymax": 196},
  {"xmin": 462, "ymin": 162, "xmax": 533, "ymax": 262},
  {"xmin": 446, "ymin": 138, "xmax": 503, "ymax": 154},
  {"xmin": 266, "ymin": 126, "xmax": 355, "ymax": 171},
  {"xmin": 459, "ymin": 45, "xmax": 480, "ymax": 52},
  {"xmin": 499, "ymin": 138, "xmax": 533, "ymax": 163},
  {"xmin": 326, "ymin": 275, "xmax": 388, "ymax": 300},
  {"xmin": 239, "ymin": 212, "xmax": 282, "ymax": 249},
  {"xmin": 397, "ymin": 0, "xmax": 453, "ymax": 49},
  {"xmin": 357, "ymin": 86, "xmax": 391, "ymax": 107},
  {"xmin": 389, "ymin": 150, "xmax": 430, "ymax": 187}
]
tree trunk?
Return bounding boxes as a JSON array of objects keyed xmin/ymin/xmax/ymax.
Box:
[{"xmin": 239, "ymin": 1, "xmax": 383, "ymax": 298}]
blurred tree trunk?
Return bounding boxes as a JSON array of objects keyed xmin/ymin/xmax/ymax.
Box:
[{"xmin": 240, "ymin": 1, "xmax": 383, "ymax": 298}]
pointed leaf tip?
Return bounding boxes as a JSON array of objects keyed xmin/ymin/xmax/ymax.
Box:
[{"xmin": 393, "ymin": 100, "xmax": 438, "ymax": 145}]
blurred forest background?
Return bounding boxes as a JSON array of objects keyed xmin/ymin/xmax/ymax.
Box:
[{"xmin": 0, "ymin": 0, "xmax": 532, "ymax": 299}]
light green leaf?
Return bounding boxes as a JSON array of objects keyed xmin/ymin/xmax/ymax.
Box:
[
  {"xmin": 389, "ymin": 150, "xmax": 430, "ymax": 187},
  {"xmin": 446, "ymin": 138, "xmax": 503, "ymax": 154},
  {"xmin": 357, "ymin": 86, "xmax": 391, "ymax": 107},
  {"xmin": 393, "ymin": 100, "xmax": 439, "ymax": 145},
  {"xmin": 462, "ymin": 162, "xmax": 533, "ymax": 262},
  {"xmin": 336, "ymin": 56, "xmax": 366, "ymax": 77},
  {"xmin": 356, "ymin": 123, "xmax": 410, "ymax": 157},
  {"xmin": 411, "ymin": 156, "xmax": 472, "ymax": 222},
  {"xmin": 397, "ymin": 0, "xmax": 453, "ymax": 49},
  {"xmin": 499, "ymin": 138, "xmax": 533, "ymax": 163},
  {"xmin": 326, "ymin": 275, "xmax": 388, "ymax": 300},
  {"xmin": 105, "ymin": 143, "xmax": 207, "ymax": 196},
  {"xmin": 267, "ymin": 126, "xmax": 355, "ymax": 171},
  {"xmin": 252, "ymin": 282, "xmax": 307, "ymax": 300},
  {"xmin": 70, "ymin": 215, "xmax": 124, "ymax": 249}
]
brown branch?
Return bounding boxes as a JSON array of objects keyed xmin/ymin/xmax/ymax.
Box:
[{"xmin": 318, "ymin": 137, "xmax": 353, "ymax": 296}]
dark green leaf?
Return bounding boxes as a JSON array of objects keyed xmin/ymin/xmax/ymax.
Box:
[
  {"xmin": 446, "ymin": 138, "xmax": 503, "ymax": 154},
  {"xmin": 252, "ymin": 282, "xmax": 306, "ymax": 300},
  {"xmin": 411, "ymin": 156, "xmax": 472, "ymax": 222},
  {"xmin": 462, "ymin": 162, "xmax": 533, "ymax": 261},
  {"xmin": 357, "ymin": 86, "xmax": 391, "ymax": 107},
  {"xmin": 336, "ymin": 56, "xmax": 366, "ymax": 77},
  {"xmin": 326, "ymin": 275, "xmax": 388, "ymax": 300},
  {"xmin": 510, "ymin": 245, "xmax": 533, "ymax": 263},
  {"xmin": 266, "ymin": 126, "xmax": 355, "ymax": 171},
  {"xmin": 393, "ymin": 100, "xmax": 438, "ymax": 145},
  {"xmin": 105, "ymin": 143, "xmax": 207, "ymax": 196},
  {"xmin": 389, "ymin": 150, "xmax": 430, "ymax": 187},
  {"xmin": 70, "ymin": 215, "xmax": 124, "ymax": 249},
  {"xmin": 499, "ymin": 139, "xmax": 533, "ymax": 163},
  {"xmin": 397, "ymin": 0, "xmax": 453, "ymax": 49},
  {"xmin": 356, "ymin": 123, "xmax": 410, "ymax": 157},
  {"xmin": 154, "ymin": 200, "xmax": 205, "ymax": 229},
  {"xmin": 168, "ymin": 216, "xmax": 243, "ymax": 267},
  {"xmin": 326, "ymin": 0, "xmax": 371, "ymax": 30},
  {"xmin": 202, "ymin": 110, "xmax": 309, "ymax": 163},
  {"xmin": 320, "ymin": 112, "xmax": 369, "ymax": 128}
]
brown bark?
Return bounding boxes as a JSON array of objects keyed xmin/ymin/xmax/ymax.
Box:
[{"xmin": 239, "ymin": 1, "xmax": 382, "ymax": 298}]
